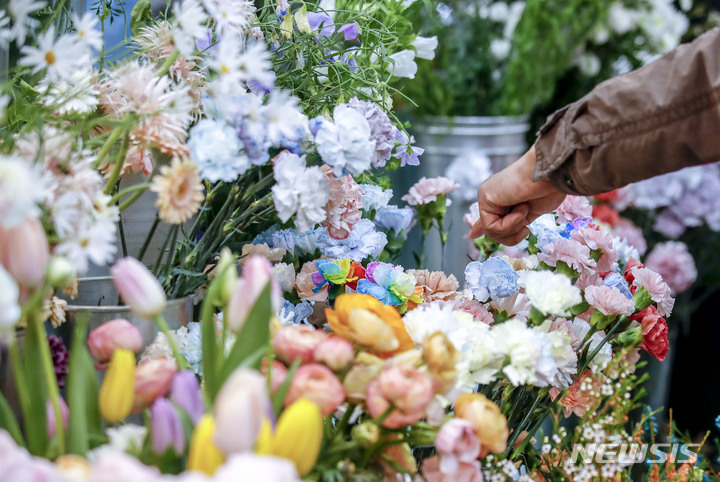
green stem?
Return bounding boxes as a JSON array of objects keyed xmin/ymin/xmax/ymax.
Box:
[
  {"xmin": 109, "ymin": 182, "xmax": 151, "ymax": 206},
  {"xmin": 334, "ymin": 403, "xmax": 356, "ymax": 439},
  {"xmin": 35, "ymin": 314, "xmax": 66, "ymax": 455},
  {"xmin": 137, "ymin": 215, "xmax": 160, "ymax": 261},
  {"xmin": 92, "ymin": 128, "xmax": 124, "ymax": 169},
  {"xmin": 103, "ymin": 132, "xmax": 130, "ymax": 196},
  {"xmin": 8, "ymin": 333, "xmax": 32, "ymax": 440},
  {"xmin": 156, "ymin": 50, "xmax": 180, "ymax": 77},
  {"xmin": 154, "ymin": 314, "xmax": 189, "ymax": 371}
]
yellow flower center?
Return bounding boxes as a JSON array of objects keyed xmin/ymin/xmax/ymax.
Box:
[
  {"xmin": 45, "ymin": 50, "xmax": 56, "ymax": 65},
  {"xmin": 220, "ymin": 64, "xmax": 230, "ymax": 74}
]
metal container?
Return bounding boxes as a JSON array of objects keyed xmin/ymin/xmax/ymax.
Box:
[
  {"xmin": 56, "ymin": 276, "xmax": 194, "ymax": 350},
  {"xmin": 392, "ymin": 115, "xmax": 530, "ymax": 282}
]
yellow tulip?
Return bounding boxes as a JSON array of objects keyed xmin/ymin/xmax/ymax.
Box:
[
  {"xmin": 99, "ymin": 349, "xmax": 135, "ymax": 423},
  {"xmin": 255, "ymin": 398, "xmax": 323, "ymax": 476},
  {"xmin": 325, "ymin": 293, "xmax": 413, "ymax": 358},
  {"xmin": 187, "ymin": 415, "xmax": 225, "ymax": 475}
]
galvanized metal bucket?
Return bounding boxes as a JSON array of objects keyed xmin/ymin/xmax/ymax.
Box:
[{"xmin": 393, "ymin": 115, "xmax": 530, "ymax": 282}]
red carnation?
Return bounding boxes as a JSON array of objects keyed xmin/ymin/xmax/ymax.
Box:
[
  {"xmin": 593, "ymin": 204, "xmax": 620, "ymax": 227},
  {"xmin": 624, "ymin": 258, "xmax": 645, "ymax": 292},
  {"xmin": 630, "ymin": 305, "xmax": 669, "ymax": 362}
]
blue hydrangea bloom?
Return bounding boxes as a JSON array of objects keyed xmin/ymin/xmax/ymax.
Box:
[
  {"xmin": 316, "ymin": 219, "xmax": 387, "ymax": 261},
  {"xmin": 375, "ymin": 207, "xmax": 415, "ymax": 235},
  {"xmin": 465, "ymin": 257, "xmax": 519, "ymax": 302},
  {"xmin": 604, "ymin": 272, "xmax": 633, "ymax": 300}
]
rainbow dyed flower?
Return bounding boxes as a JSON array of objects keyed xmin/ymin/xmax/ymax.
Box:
[
  {"xmin": 356, "ymin": 262, "xmax": 423, "ymax": 313},
  {"xmin": 311, "ymin": 258, "xmax": 366, "ymax": 301}
]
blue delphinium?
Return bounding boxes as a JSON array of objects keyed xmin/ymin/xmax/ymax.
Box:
[{"xmin": 465, "ymin": 257, "xmax": 519, "ymax": 302}]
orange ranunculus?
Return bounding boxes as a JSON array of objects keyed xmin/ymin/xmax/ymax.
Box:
[{"xmin": 325, "ymin": 293, "xmax": 413, "ymax": 358}]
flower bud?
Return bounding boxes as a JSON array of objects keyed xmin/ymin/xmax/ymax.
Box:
[
  {"xmin": 188, "ymin": 415, "xmax": 225, "ymax": 475},
  {"xmin": 170, "ymin": 370, "xmax": 205, "ymax": 424},
  {"xmin": 422, "ymin": 332, "xmax": 460, "ymax": 393},
  {"xmin": 285, "ymin": 364, "xmax": 346, "ymax": 416},
  {"xmin": 150, "ymin": 398, "xmax": 185, "ymax": 454},
  {"xmin": 215, "ymin": 248, "xmax": 237, "ymax": 306},
  {"xmin": 226, "ymin": 255, "xmax": 281, "ymax": 332},
  {"xmin": 214, "ymin": 368, "xmax": 270, "ymax": 454},
  {"xmin": 454, "ymin": 393, "xmax": 509, "ymax": 456},
  {"xmin": 0, "ymin": 265, "xmax": 21, "ymax": 331},
  {"xmin": 0, "ymin": 218, "xmax": 49, "ymax": 289},
  {"xmin": 46, "ymin": 256, "xmax": 76, "ymax": 289},
  {"xmin": 342, "ymin": 352, "xmax": 383, "ymax": 401},
  {"xmin": 351, "ymin": 422, "xmax": 379, "ymax": 447},
  {"xmin": 313, "ymin": 336, "xmax": 354, "ymax": 371},
  {"xmin": 273, "ymin": 325, "xmax": 327, "ymax": 365},
  {"xmin": 87, "ymin": 319, "xmax": 143, "ymax": 369},
  {"xmin": 46, "ymin": 396, "xmax": 69, "ymax": 439},
  {"xmin": 99, "ymin": 349, "xmax": 136, "ymax": 423},
  {"xmin": 616, "ymin": 326, "xmax": 644, "ymax": 348},
  {"xmin": 110, "ymin": 257, "xmax": 167, "ymax": 318},
  {"xmin": 260, "ymin": 359, "xmax": 288, "ymax": 393},
  {"xmin": 132, "ymin": 359, "xmax": 177, "ymax": 413}
]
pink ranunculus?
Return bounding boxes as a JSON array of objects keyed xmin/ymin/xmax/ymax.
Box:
[
  {"xmin": 401, "ymin": 177, "xmax": 459, "ymax": 206},
  {"xmin": 584, "ymin": 285, "xmax": 635, "ymax": 316},
  {"xmin": 295, "ymin": 260, "xmax": 329, "ymax": 302},
  {"xmin": 321, "ymin": 166, "xmax": 364, "ymax": 240},
  {"xmin": 630, "ymin": 267, "xmax": 675, "ymax": 317},
  {"xmin": 555, "ymin": 195, "xmax": 592, "ymax": 224},
  {"xmin": 87, "ymin": 319, "xmax": 144, "ymax": 368},
  {"xmin": 110, "ymin": 257, "xmax": 167, "ymax": 318},
  {"xmin": 366, "ymin": 366, "xmax": 434, "ymax": 428},
  {"xmin": 571, "ymin": 227, "xmax": 618, "ymax": 272},
  {"xmin": 537, "ymin": 237, "xmax": 596, "ymax": 274},
  {"xmin": 644, "ymin": 241, "xmax": 697, "ymax": 295},
  {"xmin": 434, "ymin": 419, "xmax": 481, "ymax": 475},
  {"xmin": 273, "ymin": 324, "xmax": 328, "ymax": 365},
  {"xmin": 416, "ymin": 455, "xmax": 483, "ymax": 482},
  {"xmin": 613, "ymin": 219, "xmax": 647, "ymax": 256},
  {"xmin": 260, "ymin": 359, "xmax": 289, "ymax": 393},
  {"xmin": 630, "ymin": 306, "xmax": 669, "ymax": 362},
  {"xmin": 284, "ymin": 363, "xmax": 346, "ymax": 416},
  {"xmin": 0, "ymin": 217, "xmax": 50, "ymax": 289},
  {"xmin": 313, "ymin": 336, "xmax": 355, "ymax": 371},
  {"xmin": 214, "ymin": 368, "xmax": 271, "ymax": 455},
  {"xmin": 132, "ymin": 359, "xmax": 178, "ymax": 413},
  {"xmin": 226, "ymin": 255, "xmax": 282, "ymax": 333}
]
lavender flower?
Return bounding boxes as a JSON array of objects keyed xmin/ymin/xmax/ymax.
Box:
[
  {"xmin": 307, "ymin": 12, "xmax": 335, "ymax": 36},
  {"xmin": 338, "ymin": 23, "xmax": 360, "ymax": 41},
  {"xmin": 316, "ymin": 219, "xmax": 387, "ymax": 261},
  {"xmin": 347, "ymin": 97, "xmax": 397, "ymax": 168},
  {"xmin": 393, "ymin": 129, "xmax": 423, "ymax": 167}
]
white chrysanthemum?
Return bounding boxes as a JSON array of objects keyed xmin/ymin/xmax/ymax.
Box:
[
  {"xmin": 19, "ymin": 28, "xmax": 87, "ymax": 80},
  {"xmin": 522, "ymin": 271, "xmax": 582, "ymax": 317},
  {"xmin": 0, "ymin": 156, "xmax": 45, "ymax": 228},
  {"xmin": 0, "ymin": 265, "xmax": 21, "ymax": 331},
  {"xmin": 54, "ymin": 219, "xmax": 117, "ymax": 274},
  {"xmin": 172, "ymin": 0, "xmax": 208, "ymax": 55},
  {"xmin": 490, "ymin": 319, "xmax": 558, "ymax": 387},
  {"xmin": 271, "ymin": 151, "xmax": 329, "ymax": 233}
]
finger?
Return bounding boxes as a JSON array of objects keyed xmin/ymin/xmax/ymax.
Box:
[
  {"xmin": 469, "ymin": 220, "xmax": 484, "ymax": 239},
  {"xmin": 493, "ymin": 227, "xmax": 531, "ymax": 247},
  {"xmin": 483, "ymin": 204, "xmax": 529, "ymax": 236}
]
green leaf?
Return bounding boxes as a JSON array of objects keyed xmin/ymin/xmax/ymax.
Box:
[
  {"xmin": 130, "ymin": 0, "xmax": 152, "ymax": 36},
  {"xmin": 0, "ymin": 391, "xmax": 25, "ymax": 447},
  {"xmin": 272, "ymin": 359, "xmax": 300, "ymax": 417},
  {"xmin": 215, "ymin": 283, "xmax": 273, "ymax": 396},
  {"xmin": 67, "ymin": 314, "xmax": 102, "ymax": 455},
  {"xmin": 23, "ymin": 317, "xmax": 48, "ymax": 455}
]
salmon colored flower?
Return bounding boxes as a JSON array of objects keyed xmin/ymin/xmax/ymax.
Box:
[
  {"xmin": 454, "ymin": 393, "xmax": 508, "ymax": 456},
  {"xmin": 296, "ymin": 260, "xmax": 329, "ymax": 302},
  {"xmin": 150, "ymin": 157, "xmax": 204, "ymax": 225},
  {"xmin": 132, "ymin": 358, "xmax": 177, "ymax": 413},
  {"xmin": 325, "ymin": 293, "xmax": 413, "ymax": 357},
  {"xmin": 273, "ymin": 324, "xmax": 327, "ymax": 365},
  {"xmin": 549, "ymin": 369, "xmax": 597, "ymax": 418},
  {"xmin": 284, "ymin": 363, "xmax": 345, "ymax": 416},
  {"xmin": 313, "ymin": 336, "xmax": 355, "ymax": 371},
  {"xmin": 366, "ymin": 366, "xmax": 434, "ymax": 428},
  {"xmin": 0, "ymin": 217, "xmax": 50, "ymax": 289},
  {"xmin": 87, "ymin": 318, "xmax": 143, "ymax": 368}
]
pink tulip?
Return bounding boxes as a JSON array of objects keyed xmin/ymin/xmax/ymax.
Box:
[
  {"xmin": 284, "ymin": 364, "xmax": 345, "ymax": 416},
  {"xmin": 110, "ymin": 257, "xmax": 167, "ymax": 318},
  {"xmin": 313, "ymin": 336, "xmax": 354, "ymax": 371},
  {"xmin": 213, "ymin": 368, "xmax": 271, "ymax": 454},
  {"xmin": 46, "ymin": 396, "xmax": 69, "ymax": 439},
  {"xmin": 132, "ymin": 359, "xmax": 177, "ymax": 413},
  {"xmin": 366, "ymin": 366, "xmax": 434, "ymax": 429},
  {"xmin": 225, "ymin": 255, "xmax": 281, "ymax": 332},
  {"xmin": 260, "ymin": 359, "xmax": 288, "ymax": 393},
  {"xmin": 434, "ymin": 419, "xmax": 481, "ymax": 475},
  {"xmin": 273, "ymin": 325, "xmax": 327, "ymax": 365},
  {"xmin": 418, "ymin": 455, "xmax": 483, "ymax": 482},
  {"xmin": 0, "ymin": 218, "xmax": 49, "ymax": 289},
  {"xmin": 87, "ymin": 319, "xmax": 143, "ymax": 368}
]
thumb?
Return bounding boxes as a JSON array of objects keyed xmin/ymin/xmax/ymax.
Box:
[{"xmin": 469, "ymin": 219, "xmax": 484, "ymax": 239}]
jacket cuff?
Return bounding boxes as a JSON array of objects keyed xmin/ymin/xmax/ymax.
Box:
[{"xmin": 532, "ymin": 103, "xmax": 578, "ymax": 184}]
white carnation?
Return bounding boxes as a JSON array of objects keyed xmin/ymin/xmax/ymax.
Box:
[
  {"xmin": 522, "ymin": 271, "xmax": 582, "ymax": 317},
  {"xmin": 271, "ymin": 151, "xmax": 329, "ymax": 233},
  {"xmin": 490, "ymin": 319, "xmax": 558, "ymax": 387},
  {"xmin": 273, "ymin": 262, "xmax": 296, "ymax": 292}
]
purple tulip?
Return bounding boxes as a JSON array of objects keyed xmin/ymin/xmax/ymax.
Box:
[
  {"xmin": 170, "ymin": 370, "xmax": 205, "ymax": 424},
  {"xmin": 150, "ymin": 398, "xmax": 185, "ymax": 455},
  {"xmin": 338, "ymin": 23, "xmax": 359, "ymax": 41},
  {"xmin": 46, "ymin": 396, "xmax": 69, "ymax": 439}
]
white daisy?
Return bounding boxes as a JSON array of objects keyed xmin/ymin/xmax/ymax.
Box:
[
  {"xmin": 203, "ymin": 0, "xmax": 255, "ymax": 36},
  {"xmin": 19, "ymin": 28, "xmax": 85, "ymax": 80},
  {"xmin": 8, "ymin": 0, "xmax": 46, "ymax": 45},
  {"xmin": 172, "ymin": 0, "xmax": 208, "ymax": 56},
  {"xmin": 39, "ymin": 67, "xmax": 99, "ymax": 114},
  {"xmin": 0, "ymin": 156, "xmax": 45, "ymax": 228},
  {"xmin": 71, "ymin": 11, "xmax": 103, "ymax": 51},
  {"xmin": 55, "ymin": 219, "xmax": 117, "ymax": 273}
]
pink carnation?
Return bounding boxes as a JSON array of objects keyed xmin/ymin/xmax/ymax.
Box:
[
  {"xmin": 431, "ymin": 299, "xmax": 493, "ymax": 324},
  {"xmin": 417, "ymin": 455, "xmax": 483, "ymax": 482},
  {"xmin": 321, "ymin": 166, "xmax": 364, "ymax": 240},
  {"xmin": 401, "ymin": 176, "xmax": 459, "ymax": 206},
  {"xmin": 538, "ymin": 237, "xmax": 596, "ymax": 274},
  {"xmin": 572, "ymin": 227, "xmax": 618, "ymax": 272},
  {"xmin": 556, "ymin": 195, "xmax": 592, "ymax": 223},
  {"xmin": 549, "ymin": 318, "xmax": 582, "ymax": 350},
  {"xmin": 630, "ymin": 267, "xmax": 675, "ymax": 317},
  {"xmin": 644, "ymin": 241, "xmax": 697, "ymax": 295},
  {"xmin": 463, "ymin": 203, "xmax": 480, "ymax": 228},
  {"xmin": 575, "ymin": 271, "xmax": 602, "ymax": 291},
  {"xmin": 408, "ymin": 269, "xmax": 460, "ymax": 302},
  {"xmin": 613, "ymin": 219, "xmax": 647, "ymax": 256},
  {"xmin": 584, "ymin": 285, "xmax": 635, "ymax": 316}
]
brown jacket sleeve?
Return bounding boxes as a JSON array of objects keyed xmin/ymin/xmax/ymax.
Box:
[{"xmin": 533, "ymin": 27, "xmax": 720, "ymax": 195}]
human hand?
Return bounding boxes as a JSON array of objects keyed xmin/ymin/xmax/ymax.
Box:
[{"xmin": 469, "ymin": 145, "xmax": 566, "ymax": 245}]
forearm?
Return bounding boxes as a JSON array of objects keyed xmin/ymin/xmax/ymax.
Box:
[{"xmin": 533, "ymin": 27, "xmax": 720, "ymax": 195}]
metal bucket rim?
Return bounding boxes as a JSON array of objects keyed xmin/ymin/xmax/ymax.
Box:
[
  {"xmin": 414, "ymin": 114, "xmax": 530, "ymax": 124},
  {"xmin": 62, "ymin": 276, "xmax": 195, "ymax": 312}
]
